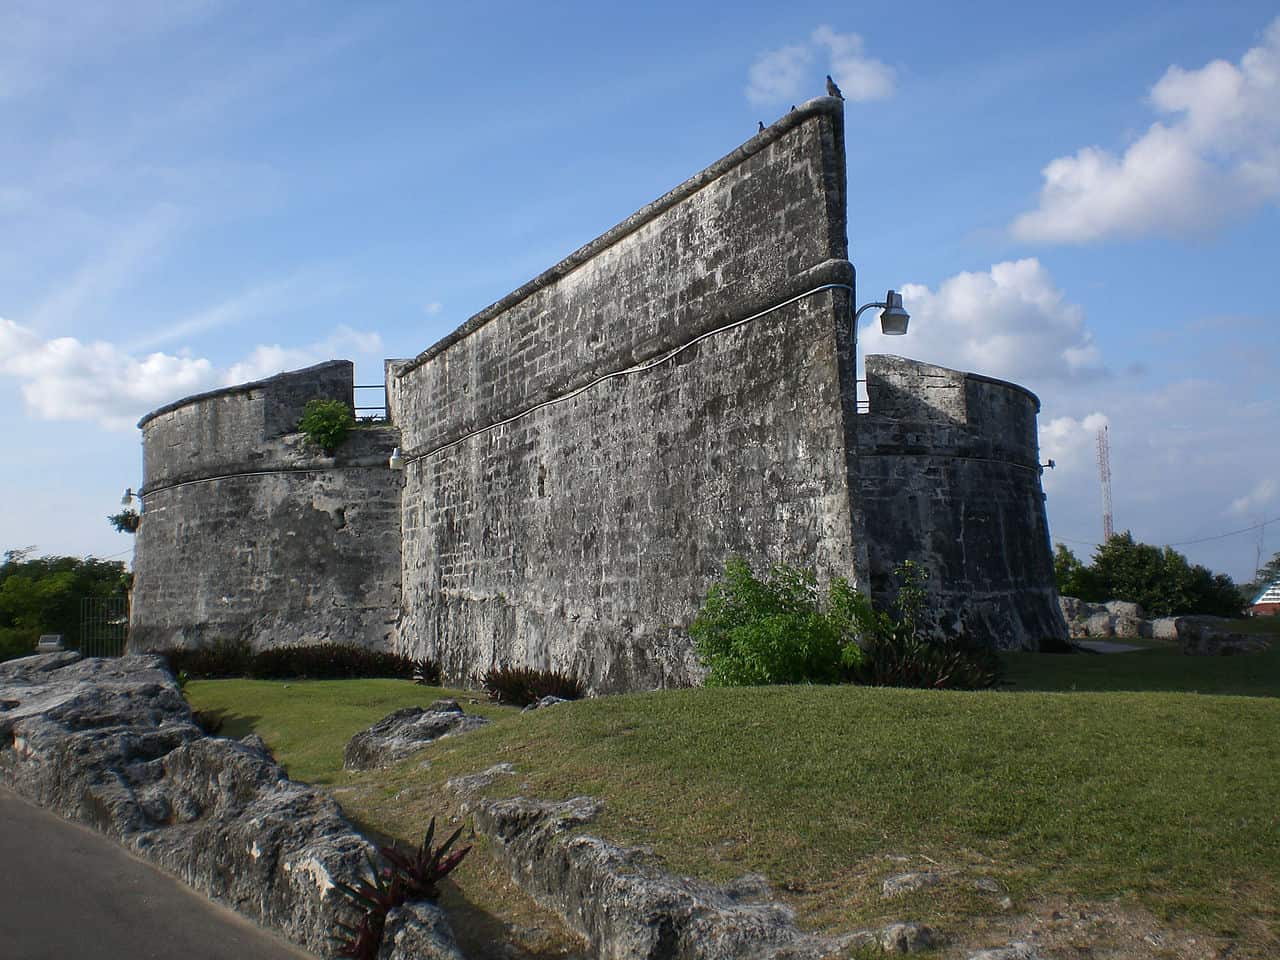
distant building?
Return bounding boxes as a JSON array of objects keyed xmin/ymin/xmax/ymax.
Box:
[{"xmin": 1251, "ymin": 581, "xmax": 1280, "ymax": 617}]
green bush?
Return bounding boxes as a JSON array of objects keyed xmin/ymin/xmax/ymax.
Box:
[
  {"xmin": 160, "ymin": 640, "xmax": 422, "ymax": 680},
  {"xmin": 691, "ymin": 558, "xmax": 1000, "ymax": 690},
  {"xmin": 690, "ymin": 558, "xmax": 865, "ymax": 686},
  {"xmin": 482, "ymin": 665, "xmax": 585, "ymax": 706},
  {"xmin": 0, "ymin": 626, "xmax": 37, "ymax": 662},
  {"xmin": 298, "ymin": 399, "xmax": 355, "ymax": 453}
]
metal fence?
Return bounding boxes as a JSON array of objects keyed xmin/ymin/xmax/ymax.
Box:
[
  {"xmin": 80, "ymin": 596, "xmax": 129, "ymax": 657},
  {"xmin": 354, "ymin": 384, "xmax": 388, "ymax": 421}
]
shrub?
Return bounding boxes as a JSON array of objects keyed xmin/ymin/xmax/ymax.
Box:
[
  {"xmin": 848, "ymin": 561, "xmax": 1001, "ymax": 690},
  {"xmin": 160, "ymin": 641, "xmax": 426, "ymax": 680},
  {"xmin": 0, "ymin": 626, "xmax": 36, "ymax": 662},
  {"xmin": 333, "ymin": 818, "xmax": 471, "ymax": 960},
  {"xmin": 483, "ymin": 665, "xmax": 585, "ymax": 706},
  {"xmin": 247, "ymin": 644, "xmax": 418, "ymax": 680},
  {"xmin": 690, "ymin": 558, "xmax": 1000, "ymax": 690},
  {"xmin": 161, "ymin": 638, "xmax": 253, "ymax": 678},
  {"xmin": 298, "ymin": 398, "xmax": 355, "ymax": 453},
  {"xmin": 690, "ymin": 558, "xmax": 865, "ymax": 686}
]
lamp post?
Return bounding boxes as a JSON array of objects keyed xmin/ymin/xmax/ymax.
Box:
[{"xmin": 854, "ymin": 289, "xmax": 910, "ymax": 335}]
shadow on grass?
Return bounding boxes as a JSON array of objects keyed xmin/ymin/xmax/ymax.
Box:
[
  {"xmin": 191, "ymin": 709, "xmax": 263, "ymax": 739},
  {"xmin": 1003, "ymin": 640, "xmax": 1280, "ymax": 698}
]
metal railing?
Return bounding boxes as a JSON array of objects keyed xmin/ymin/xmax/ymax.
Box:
[
  {"xmin": 354, "ymin": 384, "xmax": 388, "ymax": 421},
  {"xmin": 80, "ymin": 596, "xmax": 129, "ymax": 657}
]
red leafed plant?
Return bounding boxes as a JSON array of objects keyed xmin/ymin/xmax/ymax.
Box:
[{"xmin": 331, "ymin": 819, "xmax": 471, "ymax": 960}]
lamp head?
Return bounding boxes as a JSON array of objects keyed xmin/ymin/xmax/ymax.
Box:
[
  {"xmin": 879, "ymin": 290, "xmax": 910, "ymax": 336},
  {"xmin": 121, "ymin": 487, "xmax": 133, "ymax": 506},
  {"xmin": 388, "ymin": 447, "xmax": 404, "ymax": 471}
]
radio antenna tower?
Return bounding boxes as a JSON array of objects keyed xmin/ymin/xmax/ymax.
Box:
[{"xmin": 1096, "ymin": 425, "xmax": 1114, "ymax": 542}]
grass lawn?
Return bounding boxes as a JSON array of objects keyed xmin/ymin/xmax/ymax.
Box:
[{"xmin": 185, "ymin": 630, "xmax": 1279, "ymax": 956}]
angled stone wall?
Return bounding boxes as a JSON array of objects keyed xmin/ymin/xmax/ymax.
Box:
[
  {"xmin": 857, "ymin": 355, "xmax": 1067, "ymax": 649},
  {"xmin": 391, "ymin": 98, "xmax": 867, "ymax": 692},
  {"xmin": 130, "ymin": 362, "xmax": 403, "ymax": 653}
]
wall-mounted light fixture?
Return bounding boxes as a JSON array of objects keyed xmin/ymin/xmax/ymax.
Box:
[
  {"xmin": 854, "ymin": 289, "xmax": 910, "ymax": 336},
  {"xmin": 121, "ymin": 487, "xmax": 141, "ymax": 506},
  {"xmin": 388, "ymin": 447, "xmax": 404, "ymax": 470}
]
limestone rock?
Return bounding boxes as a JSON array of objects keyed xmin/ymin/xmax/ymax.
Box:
[
  {"xmin": 1104, "ymin": 600, "xmax": 1144, "ymax": 619},
  {"xmin": 459, "ymin": 788, "xmax": 864, "ymax": 960},
  {"xmin": 0, "ymin": 652, "xmax": 435, "ymax": 958},
  {"xmin": 522, "ymin": 695, "xmax": 570, "ymax": 712},
  {"xmin": 879, "ymin": 922, "xmax": 936, "ymax": 953},
  {"xmin": 967, "ymin": 942, "xmax": 1041, "ymax": 960},
  {"xmin": 343, "ymin": 704, "xmax": 489, "ymax": 771},
  {"xmin": 881, "ymin": 871, "xmax": 940, "ymax": 898},
  {"xmin": 378, "ymin": 901, "xmax": 467, "ymax": 960}
]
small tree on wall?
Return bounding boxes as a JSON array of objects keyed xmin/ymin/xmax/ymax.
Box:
[
  {"xmin": 299, "ymin": 399, "xmax": 355, "ymax": 454},
  {"xmin": 108, "ymin": 509, "xmax": 141, "ymax": 533}
]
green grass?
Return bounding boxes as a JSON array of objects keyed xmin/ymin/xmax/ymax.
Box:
[
  {"xmin": 184, "ymin": 679, "xmax": 516, "ymax": 783},
  {"xmin": 185, "ymin": 643, "xmax": 1280, "ymax": 954}
]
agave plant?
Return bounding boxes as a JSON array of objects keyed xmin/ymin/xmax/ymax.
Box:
[
  {"xmin": 331, "ymin": 819, "xmax": 472, "ymax": 959},
  {"xmin": 379, "ymin": 817, "xmax": 472, "ymax": 900},
  {"xmin": 331, "ymin": 854, "xmax": 404, "ymax": 960}
]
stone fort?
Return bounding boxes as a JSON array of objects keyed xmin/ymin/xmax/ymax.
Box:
[{"xmin": 127, "ymin": 98, "xmax": 1067, "ymax": 691}]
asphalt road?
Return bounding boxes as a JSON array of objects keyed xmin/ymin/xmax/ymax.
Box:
[{"xmin": 0, "ymin": 787, "xmax": 318, "ymax": 960}]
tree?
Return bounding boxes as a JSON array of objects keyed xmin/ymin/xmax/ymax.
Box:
[
  {"xmin": 1054, "ymin": 532, "xmax": 1241, "ymax": 618},
  {"xmin": 0, "ymin": 550, "xmax": 129, "ymax": 660}
]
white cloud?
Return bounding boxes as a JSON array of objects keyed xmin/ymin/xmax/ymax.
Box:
[
  {"xmin": 1039, "ymin": 412, "xmax": 1109, "ymax": 495},
  {"xmin": 1230, "ymin": 478, "xmax": 1279, "ymax": 517},
  {"xmin": 423, "ymin": 301, "xmax": 443, "ymax": 315},
  {"xmin": 224, "ymin": 326, "xmax": 383, "ymax": 384},
  {"xmin": 746, "ymin": 44, "xmax": 812, "ymax": 106},
  {"xmin": 811, "ymin": 26, "xmax": 894, "ymax": 103},
  {"xmin": 1011, "ymin": 17, "xmax": 1280, "ymax": 243},
  {"xmin": 0, "ymin": 317, "xmax": 382, "ymax": 431},
  {"xmin": 859, "ymin": 258, "xmax": 1104, "ymax": 386},
  {"xmin": 745, "ymin": 25, "xmax": 894, "ymax": 107}
]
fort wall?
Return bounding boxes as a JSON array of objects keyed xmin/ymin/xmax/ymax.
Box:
[
  {"xmin": 857, "ymin": 355, "xmax": 1067, "ymax": 648},
  {"xmin": 390, "ymin": 99, "xmax": 868, "ymax": 691},
  {"xmin": 129, "ymin": 362, "xmax": 403, "ymax": 653}
]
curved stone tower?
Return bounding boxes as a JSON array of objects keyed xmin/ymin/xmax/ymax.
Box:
[
  {"xmin": 129, "ymin": 361, "xmax": 403, "ymax": 653},
  {"xmin": 858, "ymin": 355, "xmax": 1068, "ymax": 649}
]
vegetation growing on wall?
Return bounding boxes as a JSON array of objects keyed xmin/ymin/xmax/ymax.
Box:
[
  {"xmin": 298, "ymin": 398, "xmax": 355, "ymax": 453},
  {"xmin": 107, "ymin": 509, "xmax": 141, "ymax": 533},
  {"xmin": 1054, "ymin": 533, "xmax": 1242, "ymax": 617},
  {"xmin": 0, "ymin": 550, "xmax": 129, "ymax": 660}
]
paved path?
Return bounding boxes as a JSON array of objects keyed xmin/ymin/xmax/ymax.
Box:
[{"xmin": 0, "ymin": 787, "xmax": 317, "ymax": 960}]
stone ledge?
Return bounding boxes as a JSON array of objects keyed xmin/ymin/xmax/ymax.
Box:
[{"xmin": 0, "ymin": 652, "xmax": 463, "ymax": 960}]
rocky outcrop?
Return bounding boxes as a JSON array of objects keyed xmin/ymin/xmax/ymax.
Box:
[
  {"xmin": 343, "ymin": 700, "xmax": 489, "ymax": 771},
  {"xmin": 1057, "ymin": 598, "xmax": 1270, "ymax": 655},
  {"xmin": 449, "ymin": 765, "xmax": 914, "ymax": 959},
  {"xmin": 0, "ymin": 652, "xmax": 462, "ymax": 959},
  {"xmin": 378, "ymin": 902, "xmax": 467, "ymax": 960}
]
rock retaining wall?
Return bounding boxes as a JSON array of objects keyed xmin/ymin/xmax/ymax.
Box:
[{"xmin": 0, "ymin": 652, "xmax": 464, "ymax": 958}]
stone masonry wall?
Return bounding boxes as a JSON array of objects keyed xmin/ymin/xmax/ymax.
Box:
[
  {"xmin": 130, "ymin": 362, "xmax": 403, "ymax": 652},
  {"xmin": 856, "ymin": 355, "xmax": 1068, "ymax": 649},
  {"xmin": 391, "ymin": 98, "xmax": 867, "ymax": 692}
]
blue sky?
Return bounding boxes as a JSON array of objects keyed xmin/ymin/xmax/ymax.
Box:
[{"xmin": 2, "ymin": 0, "xmax": 1278, "ymax": 585}]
